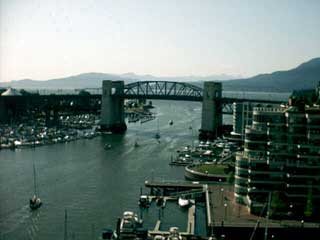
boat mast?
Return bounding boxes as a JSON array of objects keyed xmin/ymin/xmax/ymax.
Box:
[
  {"xmin": 33, "ymin": 162, "xmax": 37, "ymax": 196},
  {"xmin": 157, "ymin": 117, "xmax": 159, "ymax": 135},
  {"xmin": 64, "ymin": 209, "xmax": 68, "ymax": 240}
]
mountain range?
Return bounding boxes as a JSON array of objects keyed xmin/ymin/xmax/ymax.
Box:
[
  {"xmin": 1, "ymin": 58, "xmax": 319, "ymax": 92},
  {"xmin": 0, "ymin": 73, "xmax": 239, "ymax": 89},
  {"xmin": 223, "ymin": 58, "xmax": 320, "ymax": 92}
]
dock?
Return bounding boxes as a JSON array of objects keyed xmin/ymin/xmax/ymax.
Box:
[
  {"xmin": 145, "ymin": 180, "xmax": 203, "ymax": 196},
  {"xmin": 143, "ymin": 181, "xmax": 199, "ymax": 239},
  {"xmin": 187, "ymin": 201, "xmax": 196, "ymax": 234},
  {"xmin": 149, "ymin": 202, "xmax": 196, "ymax": 237},
  {"xmin": 154, "ymin": 220, "xmax": 161, "ymax": 231}
]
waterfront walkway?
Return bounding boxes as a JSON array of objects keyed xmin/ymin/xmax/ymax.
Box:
[{"xmin": 206, "ymin": 185, "xmax": 320, "ymax": 229}]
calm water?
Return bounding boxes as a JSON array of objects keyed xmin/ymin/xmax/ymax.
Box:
[
  {"xmin": 0, "ymin": 100, "xmax": 204, "ymax": 240},
  {"xmin": 0, "ymin": 93, "xmax": 289, "ymax": 240}
]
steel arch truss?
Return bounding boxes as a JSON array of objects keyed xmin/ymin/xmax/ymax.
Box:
[{"xmin": 123, "ymin": 81, "xmax": 203, "ymax": 101}]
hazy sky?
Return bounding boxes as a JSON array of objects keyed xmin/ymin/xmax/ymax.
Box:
[{"xmin": 1, "ymin": 0, "xmax": 319, "ymax": 82}]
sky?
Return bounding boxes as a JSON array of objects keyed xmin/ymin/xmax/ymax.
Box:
[{"xmin": 0, "ymin": 0, "xmax": 320, "ymax": 82}]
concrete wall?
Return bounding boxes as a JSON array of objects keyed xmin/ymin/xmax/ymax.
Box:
[
  {"xmin": 200, "ymin": 82, "xmax": 222, "ymax": 139},
  {"xmin": 100, "ymin": 80, "xmax": 127, "ymax": 133}
]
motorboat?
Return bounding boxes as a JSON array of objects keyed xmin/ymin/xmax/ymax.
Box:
[
  {"xmin": 138, "ymin": 195, "xmax": 150, "ymax": 208},
  {"xmin": 167, "ymin": 227, "xmax": 182, "ymax": 240},
  {"xmin": 119, "ymin": 211, "xmax": 143, "ymax": 236},
  {"xmin": 155, "ymin": 133, "xmax": 160, "ymax": 139},
  {"xmin": 178, "ymin": 197, "xmax": 190, "ymax": 208},
  {"xmin": 154, "ymin": 235, "xmax": 166, "ymax": 240},
  {"xmin": 104, "ymin": 144, "xmax": 112, "ymax": 150}
]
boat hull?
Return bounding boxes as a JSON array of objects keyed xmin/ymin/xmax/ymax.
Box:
[{"xmin": 30, "ymin": 202, "xmax": 42, "ymax": 210}]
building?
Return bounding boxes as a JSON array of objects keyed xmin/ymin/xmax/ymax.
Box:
[
  {"xmin": 231, "ymin": 102, "xmax": 279, "ymax": 140},
  {"xmin": 234, "ymin": 84, "xmax": 320, "ymax": 218}
]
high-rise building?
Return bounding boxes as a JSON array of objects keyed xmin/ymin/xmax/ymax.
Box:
[{"xmin": 234, "ymin": 84, "xmax": 320, "ymax": 218}]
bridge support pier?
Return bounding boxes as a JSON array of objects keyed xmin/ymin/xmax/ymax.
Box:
[
  {"xmin": 199, "ymin": 82, "xmax": 222, "ymax": 140},
  {"xmin": 100, "ymin": 80, "xmax": 127, "ymax": 133}
]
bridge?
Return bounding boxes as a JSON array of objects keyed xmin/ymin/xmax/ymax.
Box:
[{"xmin": 0, "ymin": 80, "xmax": 284, "ymax": 138}]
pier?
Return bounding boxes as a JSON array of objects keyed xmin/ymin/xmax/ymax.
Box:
[
  {"xmin": 145, "ymin": 180, "xmax": 203, "ymax": 196},
  {"xmin": 149, "ymin": 203, "xmax": 196, "ymax": 238}
]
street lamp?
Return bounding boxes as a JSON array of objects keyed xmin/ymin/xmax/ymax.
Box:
[
  {"xmin": 224, "ymin": 203, "xmax": 228, "ymax": 221},
  {"xmin": 221, "ymin": 188, "xmax": 224, "ymax": 205}
]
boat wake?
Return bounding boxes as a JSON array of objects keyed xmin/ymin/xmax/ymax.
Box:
[{"xmin": 0, "ymin": 204, "xmax": 32, "ymax": 235}]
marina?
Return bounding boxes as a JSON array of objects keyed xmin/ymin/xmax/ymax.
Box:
[{"xmin": 1, "ymin": 93, "xmax": 318, "ymax": 239}]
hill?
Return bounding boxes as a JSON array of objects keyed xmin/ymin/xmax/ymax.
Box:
[
  {"xmin": 223, "ymin": 58, "xmax": 320, "ymax": 92},
  {"xmin": 1, "ymin": 58, "xmax": 319, "ymax": 92},
  {"xmin": 0, "ymin": 72, "xmax": 237, "ymax": 89}
]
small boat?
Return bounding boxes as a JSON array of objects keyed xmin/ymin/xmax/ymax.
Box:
[
  {"xmin": 138, "ymin": 195, "xmax": 150, "ymax": 208},
  {"xmin": 29, "ymin": 162, "xmax": 42, "ymax": 210},
  {"xmin": 167, "ymin": 227, "xmax": 182, "ymax": 240},
  {"xmin": 104, "ymin": 144, "xmax": 112, "ymax": 150},
  {"xmin": 134, "ymin": 141, "xmax": 139, "ymax": 148},
  {"xmin": 178, "ymin": 197, "xmax": 190, "ymax": 208},
  {"xmin": 155, "ymin": 133, "xmax": 160, "ymax": 139},
  {"xmin": 155, "ymin": 117, "xmax": 160, "ymax": 139},
  {"xmin": 119, "ymin": 211, "xmax": 143, "ymax": 237},
  {"xmin": 30, "ymin": 195, "xmax": 42, "ymax": 210},
  {"xmin": 154, "ymin": 235, "xmax": 166, "ymax": 240},
  {"xmin": 169, "ymin": 120, "xmax": 173, "ymax": 126}
]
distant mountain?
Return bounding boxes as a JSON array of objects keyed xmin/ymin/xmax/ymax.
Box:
[
  {"xmin": 223, "ymin": 58, "xmax": 320, "ymax": 92},
  {"xmin": 0, "ymin": 72, "xmax": 238, "ymax": 89},
  {"xmin": 0, "ymin": 73, "xmax": 133, "ymax": 89},
  {"xmin": 1, "ymin": 58, "xmax": 319, "ymax": 92}
]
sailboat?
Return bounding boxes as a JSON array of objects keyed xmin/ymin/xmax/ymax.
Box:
[
  {"xmin": 155, "ymin": 117, "xmax": 160, "ymax": 139},
  {"xmin": 29, "ymin": 161, "xmax": 42, "ymax": 210}
]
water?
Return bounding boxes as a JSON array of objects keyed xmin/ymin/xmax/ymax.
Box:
[
  {"xmin": 0, "ymin": 93, "xmax": 289, "ymax": 239},
  {"xmin": 0, "ymin": 100, "xmax": 203, "ymax": 240}
]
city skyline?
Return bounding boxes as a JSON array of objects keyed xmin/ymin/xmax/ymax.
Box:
[{"xmin": 1, "ymin": 0, "xmax": 320, "ymax": 82}]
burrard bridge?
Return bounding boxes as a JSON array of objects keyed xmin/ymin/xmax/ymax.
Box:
[{"xmin": 0, "ymin": 80, "xmax": 283, "ymax": 137}]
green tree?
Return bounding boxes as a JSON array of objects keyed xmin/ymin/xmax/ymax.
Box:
[
  {"xmin": 304, "ymin": 186, "xmax": 313, "ymax": 217},
  {"xmin": 227, "ymin": 172, "xmax": 234, "ymax": 184},
  {"xmin": 78, "ymin": 90, "xmax": 91, "ymax": 96},
  {"xmin": 270, "ymin": 191, "xmax": 287, "ymax": 218}
]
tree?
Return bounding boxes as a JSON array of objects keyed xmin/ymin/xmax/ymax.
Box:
[
  {"xmin": 270, "ymin": 191, "xmax": 287, "ymax": 218},
  {"xmin": 227, "ymin": 172, "xmax": 234, "ymax": 184},
  {"xmin": 78, "ymin": 90, "xmax": 91, "ymax": 96},
  {"xmin": 304, "ymin": 186, "xmax": 313, "ymax": 218}
]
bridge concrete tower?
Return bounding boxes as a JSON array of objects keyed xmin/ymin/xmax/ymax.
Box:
[
  {"xmin": 100, "ymin": 80, "xmax": 127, "ymax": 133},
  {"xmin": 200, "ymin": 82, "xmax": 222, "ymax": 140}
]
